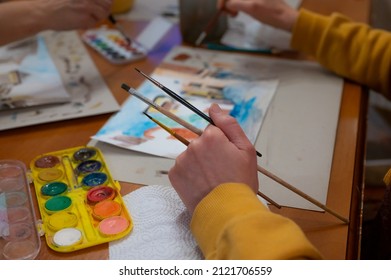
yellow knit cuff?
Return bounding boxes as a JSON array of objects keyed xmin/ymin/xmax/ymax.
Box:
[{"xmin": 190, "ymin": 183, "xmax": 269, "ymax": 258}]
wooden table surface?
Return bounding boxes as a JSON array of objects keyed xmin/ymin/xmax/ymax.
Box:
[{"xmin": 0, "ymin": 0, "xmax": 370, "ymax": 259}]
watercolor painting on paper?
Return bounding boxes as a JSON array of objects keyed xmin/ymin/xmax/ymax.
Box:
[
  {"xmin": 0, "ymin": 36, "xmax": 70, "ymax": 110},
  {"xmin": 93, "ymin": 46, "xmax": 279, "ymax": 159},
  {"xmin": 0, "ymin": 31, "xmax": 119, "ymax": 131}
]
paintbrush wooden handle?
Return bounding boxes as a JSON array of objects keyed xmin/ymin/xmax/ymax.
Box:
[
  {"xmin": 257, "ymin": 191, "xmax": 281, "ymax": 209},
  {"xmin": 257, "ymin": 165, "xmax": 349, "ymax": 223},
  {"xmin": 156, "ymin": 106, "xmax": 203, "ymax": 136}
]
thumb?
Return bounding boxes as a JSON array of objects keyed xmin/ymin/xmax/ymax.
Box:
[{"xmin": 209, "ymin": 103, "xmax": 253, "ymax": 151}]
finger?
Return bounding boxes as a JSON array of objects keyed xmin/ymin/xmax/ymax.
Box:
[{"xmin": 208, "ymin": 103, "xmax": 254, "ymax": 152}]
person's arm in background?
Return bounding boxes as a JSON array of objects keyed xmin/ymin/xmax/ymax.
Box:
[
  {"xmin": 0, "ymin": 0, "xmax": 113, "ymax": 46},
  {"xmin": 169, "ymin": 104, "xmax": 322, "ymax": 259},
  {"xmin": 219, "ymin": 0, "xmax": 391, "ymax": 98}
]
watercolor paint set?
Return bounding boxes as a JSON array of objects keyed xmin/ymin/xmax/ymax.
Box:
[
  {"xmin": 0, "ymin": 160, "xmax": 41, "ymax": 259},
  {"xmin": 82, "ymin": 27, "xmax": 147, "ymax": 64},
  {"xmin": 82, "ymin": 16, "xmax": 173, "ymax": 64},
  {"xmin": 28, "ymin": 146, "xmax": 133, "ymax": 253}
]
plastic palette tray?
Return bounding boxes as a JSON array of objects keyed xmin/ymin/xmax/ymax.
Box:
[
  {"xmin": 0, "ymin": 160, "xmax": 41, "ymax": 260},
  {"xmin": 29, "ymin": 146, "xmax": 133, "ymax": 253}
]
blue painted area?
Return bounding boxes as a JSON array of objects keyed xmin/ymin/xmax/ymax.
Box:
[
  {"xmin": 96, "ymin": 81, "xmax": 209, "ymax": 138},
  {"xmin": 96, "ymin": 76, "xmax": 270, "ymax": 144},
  {"xmin": 223, "ymin": 83, "xmax": 262, "ymax": 123},
  {"xmin": 20, "ymin": 36, "xmax": 59, "ymax": 74}
]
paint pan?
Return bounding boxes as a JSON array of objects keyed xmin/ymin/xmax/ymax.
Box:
[
  {"xmin": 40, "ymin": 181, "xmax": 68, "ymax": 196},
  {"xmin": 98, "ymin": 216, "xmax": 129, "ymax": 236},
  {"xmin": 82, "ymin": 172, "xmax": 108, "ymax": 187},
  {"xmin": 92, "ymin": 200, "xmax": 122, "ymax": 220},
  {"xmin": 37, "ymin": 168, "xmax": 63, "ymax": 182},
  {"xmin": 73, "ymin": 147, "xmax": 97, "ymax": 162},
  {"xmin": 52, "ymin": 228, "xmax": 83, "ymax": 247},
  {"xmin": 76, "ymin": 160, "xmax": 102, "ymax": 175},
  {"xmin": 44, "ymin": 196, "xmax": 72, "ymax": 213},
  {"xmin": 34, "ymin": 155, "xmax": 60, "ymax": 168},
  {"xmin": 86, "ymin": 186, "xmax": 116, "ymax": 204},
  {"xmin": 48, "ymin": 211, "xmax": 78, "ymax": 231}
]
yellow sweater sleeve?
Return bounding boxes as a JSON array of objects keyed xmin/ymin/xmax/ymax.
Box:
[
  {"xmin": 291, "ymin": 9, "xmax": 391, "ymax": 98},
  {"xmin": 190, "ymin": 183, "xmax": 322, "ymax": 259}
]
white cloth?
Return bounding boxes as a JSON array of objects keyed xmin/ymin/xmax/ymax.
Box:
[{"xmin": 109, "ymin": 185, "xmax": 203, "ymax": 260}]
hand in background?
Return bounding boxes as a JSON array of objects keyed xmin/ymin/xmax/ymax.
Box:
[
  {"xmin": 0, "ymin": 0, "xmax": 113, "ymax": 46},
  {"xmin": 217, "ymin": 0, "xmax": 299, "ymax": 31},
  {"xmin": 169, "ymin": 103, "xmax": 259, "ymax": 214},
  {"xmin": 44, "ymin": 0, "xmax": 113, "ymax": 30}
]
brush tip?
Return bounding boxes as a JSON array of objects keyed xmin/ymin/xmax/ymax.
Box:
[
  {"xmin": 121, "ymin": 83, "xmax": 130, "ymax": 91},
  {"xmin": 108, "ymin": 14, "xmax": 116, "ymax": 24},
  {"xmin": 143, "ymin": 112, "xmax": 152, "ymax": 119},
  {"xmin": 195, "ymin": 32, "xmax": 206, "ymax": 46},
  {"xmin": 134, "ymin": 68, "xmax": 148, "ymax": 78}
]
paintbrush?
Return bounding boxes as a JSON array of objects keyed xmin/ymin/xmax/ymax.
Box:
[
  {"xmin": 195, "ymin": 5, "xmax": 225, "ymax": 46},
  {"xmin": 121, "ymin": 83, "xmax": 203, "ymax": 135},
  {"xmin": 143, "ymin": 112, "xmax": 281, "ymax": 209},
  {"xmin": 134, "ymin": 68, "xmax": 263, "ymax": 158},
  {"xmin": 108, "ymin": 14, "xmax": 132, "ymax": 45}
]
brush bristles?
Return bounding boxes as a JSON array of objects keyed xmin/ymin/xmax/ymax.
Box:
[{"xmin": 121, "ymin": 83, "xmax": 130, "ymax": 91}]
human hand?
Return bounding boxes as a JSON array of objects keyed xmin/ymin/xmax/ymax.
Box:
[
  {"xmin": 217, "ymin": 0, "xmax": 299, "ymax": 32},
  {"xmin": 168, "ymin": 103, "xmax": 259, "ymax": 214},
  {"xmin": 43, "ymin": 0, "xmax": 113, "ymax": 31}
]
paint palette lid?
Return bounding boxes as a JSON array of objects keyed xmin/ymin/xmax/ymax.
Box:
[{"xmin": 0, "ymin": 160, "xmax": 41, "ymax": 260}]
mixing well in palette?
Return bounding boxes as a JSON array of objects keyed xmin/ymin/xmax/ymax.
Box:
[
  {"xmin": 29, "ymin": 146, "xmax": 133, "ymax": 252},
  {"xmin": 82, "ymin": 28, "xmax": 146, "ymax": 64}
]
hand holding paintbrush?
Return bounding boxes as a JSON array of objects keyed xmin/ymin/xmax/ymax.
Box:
[
  {"xmin": 121, "ymin": 84, "xmax": 279, "ymax": 208},
  {"xmin": 143, "ymin": 110, "xmax": 280, "ymax": 208},
  {"xmin": 144, "ymin": 105, "xmax": 281, "ymax": 208}
]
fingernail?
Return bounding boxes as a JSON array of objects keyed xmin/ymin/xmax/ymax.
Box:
[{"xmin": 209, "ymin": 103, "xmax": 222, "ymax": 114}]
